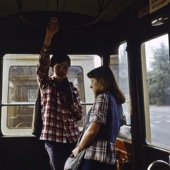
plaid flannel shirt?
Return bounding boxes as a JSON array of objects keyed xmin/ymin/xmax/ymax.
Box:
[{"xmin": 84, "ymin": 93, "xmax": 121, "ymax": 165}]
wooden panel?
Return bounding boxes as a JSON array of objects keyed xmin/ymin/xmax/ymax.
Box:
[{"xmin": 116, "ymin": 138, "xmax": 132, "ymax": 170}]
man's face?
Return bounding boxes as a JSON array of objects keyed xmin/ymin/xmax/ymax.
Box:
[{"xmin": 52, "ymin": 61, "xmax": 69, "ymax": 81}]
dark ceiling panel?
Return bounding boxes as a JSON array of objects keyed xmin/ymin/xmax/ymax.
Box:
[{"xmin": 0, "ymin": 0, "xmax": 135, "ymax": 23}]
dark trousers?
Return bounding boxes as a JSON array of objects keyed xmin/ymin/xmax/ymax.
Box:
[
  {"xmin": 79, "ymin": 159, "xmax": 116, "ymax": 170},
  {"xmin": 45, "ymin": 141, "xmax": 76, "ymax": 170}
]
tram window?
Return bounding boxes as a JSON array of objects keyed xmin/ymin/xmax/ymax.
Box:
[
  {"xmin": 1, "ymin": 54, "xmax": 101, "ymax": 136},
  {"xmin": 142, "ymin": 34, "xmax": 170, "ymax": 150},
  {"xmin": 110, "ymin": 42, "xmax": 131, "ymax": 139}
]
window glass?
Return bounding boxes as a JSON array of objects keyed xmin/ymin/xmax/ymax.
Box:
[
  {"xmin": 110, "ymin": 42, "xmax": 131, "ymax": 139},
  {"xmin": 142, "ymin": 34, "xmax": 170, "ymax": 150},
  {"xmin": 7, "ymin": 66, "xmax": 37, "ymax": 129},
  {"xmin": 1, "ymin": 54, "xmax": 101, "ymax": 136}
]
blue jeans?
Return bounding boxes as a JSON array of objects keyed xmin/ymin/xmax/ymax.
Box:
[
  {"xmin": 79, "ymin": 159, "xmax": 116, "ymax": 170},
  {"xmin": 45, "ymin": 141, "xmax": 76, "ymax": 170}
]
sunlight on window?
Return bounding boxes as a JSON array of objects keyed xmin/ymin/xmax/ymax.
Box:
[
  {"xmin": 110, "ymin": 42, "xmax": 131, "ymax": 140},
  {"xmin": 142, "ymin": 34, "xmax": 170, "ymax": 150}
]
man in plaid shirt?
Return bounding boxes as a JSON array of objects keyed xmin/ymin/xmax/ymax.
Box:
[{"xmin": 36, "ymin": 18, "xmax": 83, "ymax": 170}]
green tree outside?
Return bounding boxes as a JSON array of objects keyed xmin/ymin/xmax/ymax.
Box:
[{"xmin": 148, "ymin": 43, "xmax": 170, "ymax": 105}]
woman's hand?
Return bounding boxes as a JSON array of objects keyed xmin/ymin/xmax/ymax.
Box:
[{"xmin": 72, "ymin": 146, "xmax": 81, "ymax": 157}]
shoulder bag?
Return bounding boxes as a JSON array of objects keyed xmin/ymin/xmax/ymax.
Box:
[
  {"xmin": 64, "ymin": 109, "xmax": 91, "ymax": 170},
  {"xmin": 64, "ymin": 149, "xmax": 86, "ymax": 170},
  {"xmin": 32, "ymin": 88, "xmax": 42, "ymax": 137}
]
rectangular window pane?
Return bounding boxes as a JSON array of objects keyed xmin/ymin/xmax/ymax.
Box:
[
  {"xmin": 142, "ymin": 34, "xmax": 170, "ymax": 150},
  {"xmin": 110, "ymin": 42, "xmax": 131, "ymax": 139},
  {"xmin": 7, "ymin": 66, "xmax": 37, "ymax": 129}
]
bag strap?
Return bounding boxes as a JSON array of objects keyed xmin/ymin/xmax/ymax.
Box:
[{"xmin": 76, "ymin": 108, "xmax": 91, "ymax": 145}]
